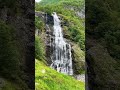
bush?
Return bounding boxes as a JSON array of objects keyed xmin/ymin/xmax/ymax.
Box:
[
  {"xmin": 35, "ymin": 16, "xmax": 44, "ymax": 31},
  {"xmin": 35, "ymin": 36, "xmax": 45, "ymax": 60}
]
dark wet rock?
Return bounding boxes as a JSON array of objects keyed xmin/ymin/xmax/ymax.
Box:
[{"xmin": 35, "ymin": 12, "xmax": 53, "ymax": 25}]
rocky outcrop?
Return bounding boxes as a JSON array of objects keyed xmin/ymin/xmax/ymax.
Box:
[{"xmin": 35, "ymin": 12, "xmax": 54, "ymax": 65}]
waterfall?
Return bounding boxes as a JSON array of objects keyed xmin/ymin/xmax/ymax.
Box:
[{"xmin": 51, "ymin": 12, "xmax": 73, "ymax": 75}]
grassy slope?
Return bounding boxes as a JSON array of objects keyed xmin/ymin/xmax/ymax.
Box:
[
  {"xmin": 40, "ymin": 0, "xmax": 59, "ymax": 5},
  {"xmin": 40, "ymin": 0, "xmax": 84, "ymax": 5},
  {"xmin": 35, "ymin": 59, "xmax": 85, "ymax": 90}
]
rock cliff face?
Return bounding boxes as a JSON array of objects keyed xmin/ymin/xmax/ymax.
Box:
[
  {"xmin": 35, "ymin": 12, "xmax": 53, "ymax": 65},
  {"xmin": 0, "ymin": 0, "xmax": 34, "ymax": 89}
]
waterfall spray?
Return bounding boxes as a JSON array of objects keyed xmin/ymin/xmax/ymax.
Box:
[{"xmin": 51, "ymin": 12, "xmax": 73, "ymax": 75}]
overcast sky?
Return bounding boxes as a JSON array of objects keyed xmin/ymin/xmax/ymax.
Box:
[{"xmin": 35, "ymin": 0, "xmax": 42, "ymax": 2}]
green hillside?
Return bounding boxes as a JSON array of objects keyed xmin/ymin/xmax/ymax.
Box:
[
  {"xmin": 39, "ymin": 0, "xmax": 59, "ymax": 5},
  {"xmin": 36, "ymin": 0, "xmax": 85, "ymax": 50},
  {"xmin": 39, "ymin": 0, "xmax": 84, "ymax": 6},
  {"xmin": 35, "ymin": 0, "xmax": 85, "ymax": 89},
  {"xmin": 35, "ymin": 59, "xmax": 85, "ymax": 90}
]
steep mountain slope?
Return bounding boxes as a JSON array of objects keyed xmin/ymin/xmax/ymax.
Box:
[
  {"xmin": 35, "ymin": 0, "xmax": 85, "ymax": 89},
  {"xmin": 35, "ymin": 0, "xmax": 85, "ymax": 74}
]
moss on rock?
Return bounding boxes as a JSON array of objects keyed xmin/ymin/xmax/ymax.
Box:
[{"xmin": 72, "ymin": 43, "xmax": 85, "ymax": 74}]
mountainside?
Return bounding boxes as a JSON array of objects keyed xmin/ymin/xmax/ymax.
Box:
[
  {"xmin": 35, "ymin": 0, "xmax": 85, "ymax": 72},
  {"xmin": 37, "ymin": 0, "xmax": 84, "ymax": 6},
  {"xmin": 35, "ymin": 0, "xmax": 85, "ymax": 90},
  {"xmin": 35, "ymin": 0, "xmax": 85, "ymax": 89}
]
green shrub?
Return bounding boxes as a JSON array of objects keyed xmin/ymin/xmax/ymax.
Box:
[
  {"xmin": 35, "ymin": 36, "xmax": 45, "ymax": 60},
  {"xmin": 35, "ymin": 16, "xmax": 44, "ymax": 31}
]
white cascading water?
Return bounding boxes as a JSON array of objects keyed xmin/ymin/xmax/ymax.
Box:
[{"xmin": 51, "ymin": 12, "xmax": 73, "ymax": 75}]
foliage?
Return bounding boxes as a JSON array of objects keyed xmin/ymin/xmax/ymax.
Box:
[
  {"xmin": 0, "ymin": 21, "xmax": 20, "ymax": 79},
  {"xmin": 72, "ymin": 43, "xmax": 85, "ymax": 74},
  {"xmin": 35, "ymin": 1, "xmax": 85, "ymax": 89},
  {"xmin": 35, "ymin": 35, "xmax": 45, "ymax": 61},
  {"xmin": 36, "ymin": 0, "xmax": 85, "ymax": 51},
  {"xmin": 35, "ymin": 16, "xmax": 45, "ymax": 31},
  {"xmin": 0, "ymin": 21, "xmax": 29, "ymax": 89},
  {"xmin": 38, "ymin": 0, "xmax": 59, "ymax": 5},
  {"xmin": 86, "ymin": 0, "xmax": 120, "ymax": 60},
  {"xmin": 35, "ymin": 59, "xmax": 85, "ymax": 90}
]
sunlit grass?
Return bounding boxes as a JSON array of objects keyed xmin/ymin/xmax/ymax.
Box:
[{"xmin": 35, "ymin": 59, "xmax": 85, "ymax": 90}]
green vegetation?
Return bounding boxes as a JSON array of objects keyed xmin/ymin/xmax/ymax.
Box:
[
  {"xmin": 35, "ymin": 35, "xmax": 46, "ymax": 62},
  {"xmin": 38, "ymin": 0, "xmax": 59, "ymax": 5},
  {"xmin": 72, "ymin": 43, "xmax": 85, "ymax": 74},
  {"xmin": 35, "ymin": 16, "xmax": 46, "ymax": 62},
  {"xmin": 35, "ymin": 0, "xmax": 85, "ymax": 89},
  {"xmin": 35, "ymin": 16, "xmax": 45, "ymax": 31},
  {"xmin": 36, "ymin": 0, "xmax": 85, "ymax": 50},
  {"xmin": 86, "ymin": 0, "xmax": 120, "ymax": 89},
  {"xmin": 0, "ymin": 1, "xmax": 34, "ymax": 90},
  {"xmin": 35, "ymin": 59, "xmax": 85, "ymax": 90},
  {"xmin": 86, "ymin": 0, "xmax": 120, "ymax": 60},
  {"xmin": 0, "ymin": 21, "xmax": 28, "ymax": 89},
  {"xmin": 0, "ymin": 21, "xmax": 20, "ymax": 79}
]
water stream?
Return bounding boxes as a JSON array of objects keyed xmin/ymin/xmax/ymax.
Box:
[{"xmin": 51, "ymin": 12, "xmax": 73, "ymax": 75}]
